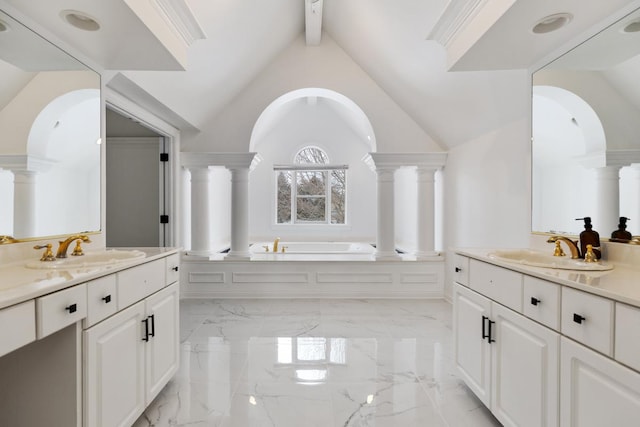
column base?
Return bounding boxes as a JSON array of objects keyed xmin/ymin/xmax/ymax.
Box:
[
  {"xmin": 415, "ymin": 251, "xmax": 441, "ymax": 260},
  {"xmin": 185, "ymin": 250, "xmax": 213, "ymax": 259},
  {"xmin": 225, "ymin": 251, "xmax": 251, "ymax": 260},
  {"xmin": 375, "ymin": 251, "xmax": 401, "ymax": 261}
]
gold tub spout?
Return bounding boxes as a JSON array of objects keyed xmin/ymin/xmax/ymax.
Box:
[
  {"xmin": 547, "ymin": 236, "xmax": 581, "ymax": 259},
  {"xmin": 56, "ymin": 234, "xmax": 91, "ymax": 258},
  {"xmin": 273, "ymin": 237, "xmax": 280, "ymax": 253}
]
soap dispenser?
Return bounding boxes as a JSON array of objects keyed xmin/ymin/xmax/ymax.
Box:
[
  {"xmin": 575, "ymin": 217, "xmax": 601, "ymax": 259},
  {"xmin": 611, "ymin": 217, "xmax": 632, "ymax": 242}
]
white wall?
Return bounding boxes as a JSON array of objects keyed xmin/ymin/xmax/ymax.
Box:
[{"xmin": 182, "ymin": 33, "xmax": 442, "ymax": 153}]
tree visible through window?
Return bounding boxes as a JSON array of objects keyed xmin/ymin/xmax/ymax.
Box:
[{"xmin": 276, "ymin": 147, "xmax": 346, "ymax": 224}]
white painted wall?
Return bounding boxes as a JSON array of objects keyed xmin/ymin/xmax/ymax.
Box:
[{"xmin": 182, "ymin": 33, "xmax": 442, "ymax": 153}]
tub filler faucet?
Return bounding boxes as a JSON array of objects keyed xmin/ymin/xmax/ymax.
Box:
[{"xmin": 273, "ymin": 237, "xmax": 280, "ymax": 252}]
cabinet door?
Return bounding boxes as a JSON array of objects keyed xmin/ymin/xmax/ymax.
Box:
[
  {"xmin": 84, "ymin": 301, "xmax": 146, "ymax": 427},
  {"xmin": 453, "ymin": 283, "xmax": 492, "ymax": 406},
  {"xmin": 145, "ymin": 282, "xmax": 179, "ymax": 403},
  {"xmin": 491, "ymin": 303, "xmax": 559, "ymax": 427},
  {"xmin": 561, "ymin": 337, "xmax": 640, "ymax": 427}
]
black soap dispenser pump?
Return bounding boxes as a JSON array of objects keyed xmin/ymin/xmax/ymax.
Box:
[
  {"xmin": 576, "ymin": 217, "xmax": 601, "ymax": 259},
  {"xmin": 611, "ymin": 217, "xmax": 632, "ymax": 242}
]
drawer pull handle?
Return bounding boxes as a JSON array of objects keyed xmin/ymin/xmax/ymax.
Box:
[
  {"xmin": 142, "ymin": 318, "xmax": 150, "ymax": 342},
  {"xmin": 455, "ymin": 267, "xmax": 461, "ymax": 273},
  {"xmin": 172, "ymin": 266, "xmax": 179, "ymax": 272},
  {"xmin": 102, "ymin": 295, "xmax": 112, "ymax": 304},
  {"xmin": 573, "ymin": 313, "xmax": 586, "ymax": 324},
  {"xmin": 65, "ymin": 303, "xmax": 77, "ymax": 314},
  {"xmin": 149, "ymin": 314, "xmax": 155, "ymax": 337},
  {"xmin": 530, "ymin": 297, "xmax": 540, "ymax": 306}
]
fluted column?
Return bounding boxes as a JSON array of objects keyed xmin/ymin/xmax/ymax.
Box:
[
  {"xmin": 13, "ymin": 170, "xmax": 38, "ymax": 238},
  {"xmin": 187, "ymin": 166, "xmax": 212, "ymax": 256},
  {"xmin": 594, "ymin": 166, "xmax": 621, "ymax": 233},
  {"xmin": 226, "ymin": 166, "xmax": 251, "ymax": 259},
  {"xmin": 375, "ymin": 166, "xmax": 400, "ymax": 260},
  {"xmin": 416, "ymin": 166, "xmax": 438, "ymax": 259}
]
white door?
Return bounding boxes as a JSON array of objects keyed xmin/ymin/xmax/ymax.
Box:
[
  {"xmin": 453, "ymin": 283, "xmax": 492, "ymax": 406},
  {"xmin": 145, "ymin": 282, "xmax": 179, "ymax": 403},
  {"xmin": 491, "ymin": 303, "xmax": 559, "ymax": 427},
  {"xmin": 560, "ymin": 337, "xmax": 640, "ymax": 427},
  {"xmin": 84, "ymin": 301, "xmax": 146, "ymax": 427}
]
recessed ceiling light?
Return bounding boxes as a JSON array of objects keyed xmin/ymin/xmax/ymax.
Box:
[
  {"xmin": 532, "ymin": 13, "xmax": 572, "ymax": 34},
  {"xmin": 0, "ymin": 19, "xmax": 10, "ymax": 33},
  {"xmin": 622, "ymin": 19, "xmax": 640, "ymax": 33},
  {"xmin": 60, "ymin": 10, "xmax": 100, "ymax": 31}
]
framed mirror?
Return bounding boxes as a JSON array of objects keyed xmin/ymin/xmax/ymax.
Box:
[
  {"xmin": 532, "ymin": 7, "xmax": 640, "ymax": 239},
  {"xmin": 0, "ymin": 9, "xmax": 101, "ymax": 241}
]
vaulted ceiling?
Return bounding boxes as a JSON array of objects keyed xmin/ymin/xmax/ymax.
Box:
[{"xmin": 2, "ymin": 0, "xmax": 639, "ymax": 149}]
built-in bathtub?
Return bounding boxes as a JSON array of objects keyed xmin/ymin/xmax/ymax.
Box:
[{"xmin": 180, "ymin": 241, "xmax": 444, "ymax": 299}]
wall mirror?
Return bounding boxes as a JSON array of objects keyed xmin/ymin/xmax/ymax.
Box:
[
  {"xmin": 0, "ymin": 9, "xmax": 101, "ymax": 241},
  {"xmin": 532, "ymin": 7, "xmax": 640, "ymax": 239}
]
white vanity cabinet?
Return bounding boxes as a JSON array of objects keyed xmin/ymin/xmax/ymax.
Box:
[
  {"xmin": 0, "ymin": 300, "xmax": 36, "ymax": 358},
  {"xmin": 454, "ymin": 281, "xmax": 559, "ymax": 427},
  {"xmin": 84, "ymin": 255, "xmax": 180, "ymax": 427},
  {"xmin": 454, "ymin": 252, "xmax": 640, "ymax": 427}
]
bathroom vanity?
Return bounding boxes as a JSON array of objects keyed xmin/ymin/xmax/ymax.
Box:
[
  {"xmin": 0, "ymin": 248, "xmax": 180, "ymax": 427},
  {"xmin": 453, "ymin": 249, "xmax": 640, "ymax": 427}
]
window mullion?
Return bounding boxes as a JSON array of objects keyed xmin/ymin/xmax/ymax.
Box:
[{"xmin": 292, "ymin": 171, "xmax": 298, "ymax": 224}]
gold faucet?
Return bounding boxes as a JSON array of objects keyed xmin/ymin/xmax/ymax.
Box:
[
  {"xmin": 273, "ymin": 237, "xmax": 280, "ymax": 253},
  {"xmin": 0, "ymin": 235, "xmax": 18, "ymax": 245},
  {"xmin": 56, "ymin": 235, "xmax": 91, "ymax": 258},
  {"xmin": 547, "ymin": 236, "xmax": 580, "ymax": 259},
  {"xmin": 34, "ymin": 243, "xmax": 56, "ymax": 261}
]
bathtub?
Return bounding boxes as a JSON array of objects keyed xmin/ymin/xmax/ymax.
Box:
[{"xmin": 249, "ymin": 241, "xmax": 376, "ymax": 255}]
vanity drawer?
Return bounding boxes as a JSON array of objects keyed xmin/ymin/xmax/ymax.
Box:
[
  {"xmin": 615, "ymin": 303, "xmax": 640, "ymax": 372},
  {"xmin": 523, "ymin": 276, "xmax": 561, "ymax": 331},
  {"xmin": 84, "ymin": 275, "xmax": 118, "ymax": 328},
  {"xmin": 166, "ymin": 253, "xmax": 180, "ymax": 285},
  {"xmin": 0, "ymin": 300, "xmax": 36, "ymax": 357},
  {"xmin": 469, "ymin": 259, "xmax": 523, "ymax": 312},
  {"xmin": 561, "ymin": 287, "xmax": 613, "ymax": 356},
  {"xmin": 36, "ymin": 283, "xmax": 87, "ymax": 339},
  {"xmin": 452, "ymin": 254, "xmax": 470, "ymax": 286},
  {"xmin": 117, "ymin": 259, "xmax": 165, "ymax": 310}
]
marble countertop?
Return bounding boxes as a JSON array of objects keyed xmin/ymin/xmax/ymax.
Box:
[
  {"xmin": 457, "ymin": 248, "xmax": 640, "ymax": 308},
  {"xmin": 0, "ymin": 247, "xmax": 179, "ymax": 310}
]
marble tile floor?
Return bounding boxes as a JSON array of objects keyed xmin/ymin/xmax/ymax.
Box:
[{"xmin": 134, "ymin": 298, "xmax": 501, "ymax": 427}]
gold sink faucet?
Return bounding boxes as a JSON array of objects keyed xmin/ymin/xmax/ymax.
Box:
[
  {"xmin": 56, "ymin": 234, "xmax": 91, "ymax": 258},
  {"xmin": 273, "ymin": 237, "xmax": 280, "ymax": 253},
  {"xmin": 547, "ymin": 236, "xmax": 580, "ymax": 259}
]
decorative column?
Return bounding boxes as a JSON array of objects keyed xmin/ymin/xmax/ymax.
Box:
[
  {"xmin": 226, "ymin": 166, "xmax": 251, "ymax": 259},
  {"xmin": 415, "ymin": 166, "xmax": 438, "ymax": 259},
  {"xmin": 374, "ymin": 166, "xmax": 399, "ymax": 260},
  {"xmin": 13, "ymin": 170, "xmax": 38, "ymax": 238},
  {"xmin": 593, "ymin": 166, "xmax": 621, "ymax": 234},
  {"xmin": 185, "ymin": 166, "xmax": 212, "ymax": 256}
]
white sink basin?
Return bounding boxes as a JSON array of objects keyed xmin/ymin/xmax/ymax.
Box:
[
  {"xmin": 25, "ymin": 249, "xmax": 146, "ymax": 270},
  {"xmin": 487, "ymin": 249, "xmax": 614, "ymax": 271}
]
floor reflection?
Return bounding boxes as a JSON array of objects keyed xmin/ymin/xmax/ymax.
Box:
[{"xmin": 134, "ymin": 299, "xmax": 500, "ymax": 427}]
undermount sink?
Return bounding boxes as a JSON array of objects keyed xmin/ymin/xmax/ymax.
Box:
[
  {"xmin": 487, "ymin": 249, "xmax": 614, "ymax": 271},
  {"xmin": 25, "ymin": 249, "xmax": 146, "ymax": 270}
]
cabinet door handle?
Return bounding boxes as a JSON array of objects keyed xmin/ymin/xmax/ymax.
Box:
[
  {"xmin": 455, "ymin": 267, "xmax": 461, "ymax": 273},
  {"xmin": 149, "ymin": 314, "xmax": 155, "ymax": 337},
  {"xmin": 102, "ymin": 295, "xmax": 112, "ymax": 304},
  {"xmin": 530, "ymin": 297, "xmax": 540, "ymax": 306},
  {"xmin": 172, "ymin": 266, "xmax": 179, "ymax": 272},
  {"xmin": 573, "ymin": 313, "xmax": 586, "ymax": 324},
  {"xmin": 65, "ymin": 303, "xmax": 77, "ymax": 314},
  {"xmin": 487, "ymin": 319, "xmax": 495, "ymax": 343},
  {"xmin": 142, "ymin": 318, "xmax": 150, "ymax": 342},
  {"xmin": 482, "ymin": 315, "xmax": 490, "ymax": 340}
]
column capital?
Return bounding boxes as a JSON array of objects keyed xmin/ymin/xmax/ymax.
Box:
[
  {"xmin": 579, "ymin": 149, "xmax": 640, "ymax": 169},
  {"xmin": 181, "ymin": 152, "xmax": 258, "ymax": 169},
  {"xmin": 363, "ymin": 152, "xmax": 447, "ymax": 171},
  {"xmin": 0, "ymin": 154, "xmax": 55, "ymax": 173}
]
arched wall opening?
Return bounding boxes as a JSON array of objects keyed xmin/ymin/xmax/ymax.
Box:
[{"xmin": 248, "ymin": 88, "xmax": 378, "ymax": 242}]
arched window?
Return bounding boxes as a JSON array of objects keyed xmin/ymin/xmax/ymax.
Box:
[{"xmin": 275, "ymin": 146, "xmax": 346, "ymax": 224}]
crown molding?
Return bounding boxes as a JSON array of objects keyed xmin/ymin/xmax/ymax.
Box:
[{"xmin": 152, "ymin": 0, "xmax": 206, "ymax": 47}]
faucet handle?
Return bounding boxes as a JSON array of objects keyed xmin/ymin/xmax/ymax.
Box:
[
  {"xmin": 552, "ymin": 241, "xmax": 565, "ymax": 257},
  {"xmin": 262, "ymin": 245, "xmax": 270, "ymax": 252},
  {"xmin": 71, "ymin": 239, "xmax": 86, "ymax": 256},
  {"xmin": 34, "ymin": 244, "xmax": 56, "ymax": 261}
]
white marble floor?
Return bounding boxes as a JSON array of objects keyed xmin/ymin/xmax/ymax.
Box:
[{"xmin": 134, "ymin": 299, "xmax": 501, "ymax": 427}]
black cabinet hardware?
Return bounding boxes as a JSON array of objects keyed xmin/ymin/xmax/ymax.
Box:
[
  {"xmin": 455, "ymin": 267, "xmax": 461, "ymax": 273},
  {"xmin": 66, "ymin": 303, "xmax": 77, "ymax": 314},
  {"xmin": 142, "ymin": 318, "xmax": 150, "ymax": 341},
  {"xmin": 102, "ymin": 295, "xmax": 112, "ymax": 304},
  {"xmin": 172, "ymin": 266, "xmax": 179, "ymax": 272},
  {"xmin": 482, "ymin": 315, "xmax": 496, "ymax": 343},
  {"xmin": 530, "ymin": 297, "xmax": 540, "ymax": 306},
  {"xmin": 149, "ymin": 315, "xmax": 155, "ymax": 337},
  {"xmin": 573, "ymin": 313, "xmax": 586, "ymax": 324},
  {"xmin": 487, "ymin": 319, "xmax": 496, "ymax": 343}
]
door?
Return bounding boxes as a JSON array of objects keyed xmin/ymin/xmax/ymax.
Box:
[
  {"xmin": 491, "ymin": 303, "xmax": 559, "ymax": 427},
  {"xmin": 84, "ymin": 301, "xmax": 146, "ymax": 427},
  {"xmin": 560, "ymin": 337, "xmax": 640, "ymax": 427},
  {"xmin": 106, "ymin": 137, "xmax": 168, "ymax": 247},
  {"xmin": 453, "ymin": 283, "xmax": 492, "ymax": 406},
  {"xmin": 145, "ymin": 282, "xmax": 179, "ymax": 403}
]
